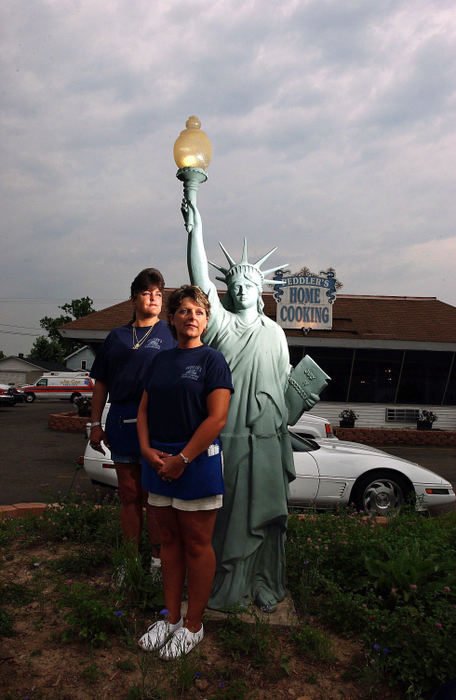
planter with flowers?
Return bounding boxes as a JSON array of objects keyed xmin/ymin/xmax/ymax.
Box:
[
  {"xmin": 417, "ymin": 409, "xmax": 437, "ymax": 431},
  {"xmin": 73, "ymin": 395, "xmax": 92, "ymax": 417},
  {"xmin": 339, "ymin": 408, "xmax": 359, "ymax": 428}
]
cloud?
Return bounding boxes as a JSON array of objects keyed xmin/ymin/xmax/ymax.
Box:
[{"xmin": 0, "ymin": 0, "xmax": 455, "ymax": 355}]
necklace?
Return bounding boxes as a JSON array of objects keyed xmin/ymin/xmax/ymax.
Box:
[{"xmin": 132, "ymin": 324, "xmax": 155, "ymax": 350}]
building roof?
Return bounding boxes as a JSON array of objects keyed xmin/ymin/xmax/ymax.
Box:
[
  {"xmin": 64, "ymin": 345, "xmax": 95, "ymax": 361},
  {"xmin": 0, "ymin": 356, "xmax": 68, "ymax": 371},
  {"xmin": 281, "ymin": 295, "xmax": 456, "ymax": 344},
  {"xmin": 59, "ymin": 293, "xmax": 456, "ymax": 345}
]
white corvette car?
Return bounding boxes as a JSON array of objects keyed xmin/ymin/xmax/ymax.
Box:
[
  {"xmin": 288, "ymin": 432, "xmax": 454, "ymax": 514},
  {"xmin": 83, "ymin": 423, "xmax": 455, "ymax": 515}
]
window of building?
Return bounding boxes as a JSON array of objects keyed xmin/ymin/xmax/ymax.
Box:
[
  {"xmin": 397, "ymin": 351, "xmax": 453, "ymax": 405},
  {"xmin": 293, "ymin": 346, "xmax": 456, "ymax": 406},
  {"xmin": 304, "ymin": 347, "xmax": 353, "ymax": 401},
  {"xmin": 348, "ymin": 349, "xmax": 403, "ymax": 403},
  {"xmin": 289, "ymin": 346, "xmax": 304, "ymax": 367},
  {"xmin": 442, "ymin": 352, "xmax": 456, "ymax": 405}
]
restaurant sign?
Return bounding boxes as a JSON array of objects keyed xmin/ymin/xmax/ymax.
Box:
[{"xmin": 273, "ymin": 269, "xmax": 338, "ymax": 331}]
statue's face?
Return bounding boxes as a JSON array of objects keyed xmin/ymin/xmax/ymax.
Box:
[{"xmin": 229, "ymin": 274, "xmax": 259, "ymax": 311}]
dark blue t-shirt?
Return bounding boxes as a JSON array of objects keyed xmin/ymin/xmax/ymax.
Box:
[
  {"xmin": 145, "ymin": 344, "xmax": 233, "ymax": 443},
  {"xmin": 91, "ymin": 320, "xmax": 176, "ymax": 404}
]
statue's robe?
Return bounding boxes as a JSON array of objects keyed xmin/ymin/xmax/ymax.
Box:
[{"xmin": 204, "ymin": 302, "xmax": 295, "ymax": 609}]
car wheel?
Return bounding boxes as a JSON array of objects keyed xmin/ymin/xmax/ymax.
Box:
[
  {"xmin": 70, "ymin": 393, "xmax": 81, "ymax": 404},
  {"xmin": 25, "ymin": 393, "xmax": 35, "ymax": 403},
  {"xmin": 351, "ymin": 471, "xmax": 412, "ymax": 516}
]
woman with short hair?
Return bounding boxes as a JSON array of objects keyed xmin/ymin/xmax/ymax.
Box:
[{"xmin": 137, "ymin": 285, "xmax": 233, "ymax": 659}]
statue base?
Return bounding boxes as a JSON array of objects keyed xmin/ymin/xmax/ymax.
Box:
[{"xmin": 181, "ymin": 591, "xmax": 298, "ymax": 628}]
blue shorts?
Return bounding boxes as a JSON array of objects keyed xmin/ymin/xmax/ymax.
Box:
[
  {"xmin": 105, "ymin": 402, "xmax": 140, "ymax": 458},
  {"xmin": 111, "ymin": 451, "xmax": 142, "ymax": 464}
]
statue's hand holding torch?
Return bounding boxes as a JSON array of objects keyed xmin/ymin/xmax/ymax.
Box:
[
  {"xmin": 181, "ymin": 197, "xmax": 194, "ymax": 234},
  {"xmin": 181, "ymin": 196, "xmax": 202, "ymax": 237}
]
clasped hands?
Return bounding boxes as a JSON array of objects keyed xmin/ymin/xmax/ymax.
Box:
[{"xmin": 144, "ymin": 447, "xmax": 186, "ymax": 482}]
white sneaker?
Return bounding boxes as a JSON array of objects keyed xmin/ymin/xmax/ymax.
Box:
[
  {"xmin": 150, "ymin": 556, "xmax": 162, "ymax": 583},
  {"xmin": 138, "ymin": 617, "xmax": 183, "ymax": 651},
  {"xmin": 112, "ymin": 564, "xmax": 126, "ymax": 588},
  {"xmin": 150, "ymin": 556, "xmax": 161, "ymax": 571},
  {"xmin": 159, "ymin": 624, "xmax": 204, "ymax": 660}
]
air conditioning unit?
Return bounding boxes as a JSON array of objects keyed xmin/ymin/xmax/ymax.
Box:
[{"xmin": 385, "ymin": 408, "xmax": 420, "ymax": 423}]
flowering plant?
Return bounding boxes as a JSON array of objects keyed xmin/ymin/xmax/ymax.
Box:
[
  {"xmin": 418, "ymin": 409, "xmax": 437, "ymax": 424},
  {"xmin": 74, "ymin": 395, "xmax": 92, "ymax": 417},
  {"xmin": 339, "ymin": 408, "xmax": 358, "ymax": 421}
]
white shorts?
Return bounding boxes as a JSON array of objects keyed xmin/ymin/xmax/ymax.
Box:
[{"xmin": 147, "ymin": 492, "xmax": 223, "ymax": 512}]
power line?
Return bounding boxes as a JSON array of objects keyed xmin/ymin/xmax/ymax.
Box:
[
  {"xmin": 0, "ymin": 297, "xmax": 123, "ymax": 303},
  {"xmin": 0, "ymin": 323, "xmax": 42, "ymax": 331},
  {"xmin": 0, "ymin": 330, "xmax": 42, "ymax": 337}
]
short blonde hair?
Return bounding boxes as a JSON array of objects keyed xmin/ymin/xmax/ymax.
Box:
[{"xmin": 167, "ymin": 285, "xmax": 211, "ymax": 338}]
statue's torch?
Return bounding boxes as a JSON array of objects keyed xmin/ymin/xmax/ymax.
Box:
[{"xmin": 174, "ymin": 116, "xmax": 212, "ymax": 231}]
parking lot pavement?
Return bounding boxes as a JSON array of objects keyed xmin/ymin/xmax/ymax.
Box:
[
  {"xmin": 0, "ymin": 400, "xmax": 103, "ymax": 505},
  {"xmin": 373, "ymin": 444, "xmax": 456, "ymax": 515},
  {"xmin": 375, "ymin": 444, "xmax": 456, "ymax": 490},
  {"xmin": 1, "ymin": 402, "xmax": 455, "ymax": 510}
]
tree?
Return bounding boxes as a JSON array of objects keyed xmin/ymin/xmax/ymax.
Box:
[
  {"xmin": 28, "ymin": 297, "xmax": 96, "ymax": 363},
  {"xmin": 28, "ymin": 336, "xmax": 65, "ymax": 363}
]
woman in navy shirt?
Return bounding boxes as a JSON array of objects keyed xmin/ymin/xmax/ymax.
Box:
[
  {"xmin": 137, "ymin": 285, "xmax": 233, "ymax": 660},
  {"xmin": 90, "ymin": 268, "xmax": 175, "ymax": 558}
]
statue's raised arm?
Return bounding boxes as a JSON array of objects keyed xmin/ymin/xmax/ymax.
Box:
[{"xmin": 181, "ymin": 195, "xmax": 221, "ymax": 312}]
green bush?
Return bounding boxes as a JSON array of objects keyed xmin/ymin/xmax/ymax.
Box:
[
  {"xmin": 293, "ymin": 623, "xmax": 334, "ymax": 662},
  {"xmin": 0, "ymin": 581, "xmax": 34, "ymax": 605},
  {"xmin": 0, "ymin": 496, "xmax": 122, "ymax": 548},
  {"xmin": 59, "ymin": 582, "xmax": 124, "ymax": 647},
  {"xmin": 218, "ymin": 612, "xmax": 275, "ymax": 668},
  {"xmin": 39, "ymin": 501, "xmax": 121, "ymax": 545},
  {"xmin": 286, "ymin": 510, "xmax": 456, "ymax": 698}
]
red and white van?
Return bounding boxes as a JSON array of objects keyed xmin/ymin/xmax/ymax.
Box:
[{"xmin": 22, "ymin": 372, "xmax": 94, "ymax": 403}]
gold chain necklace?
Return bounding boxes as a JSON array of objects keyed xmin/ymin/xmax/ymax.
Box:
[{"xmin": 132, "ymin": 324, "xmax": 155, "ymax": 350}]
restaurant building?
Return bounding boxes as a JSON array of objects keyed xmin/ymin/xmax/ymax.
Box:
[{"xmin": 60, "ymin": 293, "xmax": 456, "ymax": 431}]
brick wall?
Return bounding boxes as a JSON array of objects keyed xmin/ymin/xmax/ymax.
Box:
[
  {"xmin": 48, "ymin": 411, "xmax": 90, "ymax": 433},
  {"xmin": 48, "ymin": 410, "xmax": 456, "ymax": 446},
  {"xmin": 334, "ymin": 427, "xmax": 456, "ymax": 446}
]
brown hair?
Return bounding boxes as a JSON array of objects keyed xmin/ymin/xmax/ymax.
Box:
[
  {"xmin": 130, "ymin": 268, "xmax": 165, "ymax": 298},
  {"xmin": 129, "ymin": 268, "xmax": 165, "ymax": 324},
  {"xmin": 167, "ymin": 285, "xmax": 211, "ymax": 338}
]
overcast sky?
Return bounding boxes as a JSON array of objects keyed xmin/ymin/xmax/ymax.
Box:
[{"xmin": 1, "ymin": 0, "xmax": 455, "ymax": 356}]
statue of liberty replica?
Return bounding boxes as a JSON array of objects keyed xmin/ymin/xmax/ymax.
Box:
[{"xmin": 175, "ymin": 117, "xmax": 328, "ymax": 612}]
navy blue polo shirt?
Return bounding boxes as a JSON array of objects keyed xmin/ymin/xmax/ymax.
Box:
[
  {"xmin": 91, "ymin": 320, "xmax": 176, "ymax": 404},
  {"xmin": 144, "ymin": 344, "xmax": 233, "ymax": 443}
]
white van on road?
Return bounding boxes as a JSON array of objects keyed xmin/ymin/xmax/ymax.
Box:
[{"xmin": 22, "ymin": 372, "xmax": 95, "ymax": 403}]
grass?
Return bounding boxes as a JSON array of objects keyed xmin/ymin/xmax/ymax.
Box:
[{"xmin": 1, "ymin": 493, "xmax": 455, "ymax": 699}]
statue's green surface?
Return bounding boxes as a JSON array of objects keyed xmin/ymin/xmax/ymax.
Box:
[{"xmin": 182, "ymin": 195, "xmax": 319, "ymax": 611}]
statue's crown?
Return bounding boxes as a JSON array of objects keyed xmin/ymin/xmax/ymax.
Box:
[{"xmin": 209, "ymin": 239, "xmax": 288, "ymax": 287}]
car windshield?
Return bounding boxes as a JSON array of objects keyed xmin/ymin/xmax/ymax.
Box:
[{"xmin": 288, "ymin": 430, "xmax": 320, "ymax": 453}]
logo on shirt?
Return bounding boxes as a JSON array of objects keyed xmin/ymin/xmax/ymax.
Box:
[
  {"xmin": 145, "ymin": 338, "xmax": 162, "ymax": 350},
  {"xmin": 181, "ymin": 365, "xmax": 202, "ymax": 381}
]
